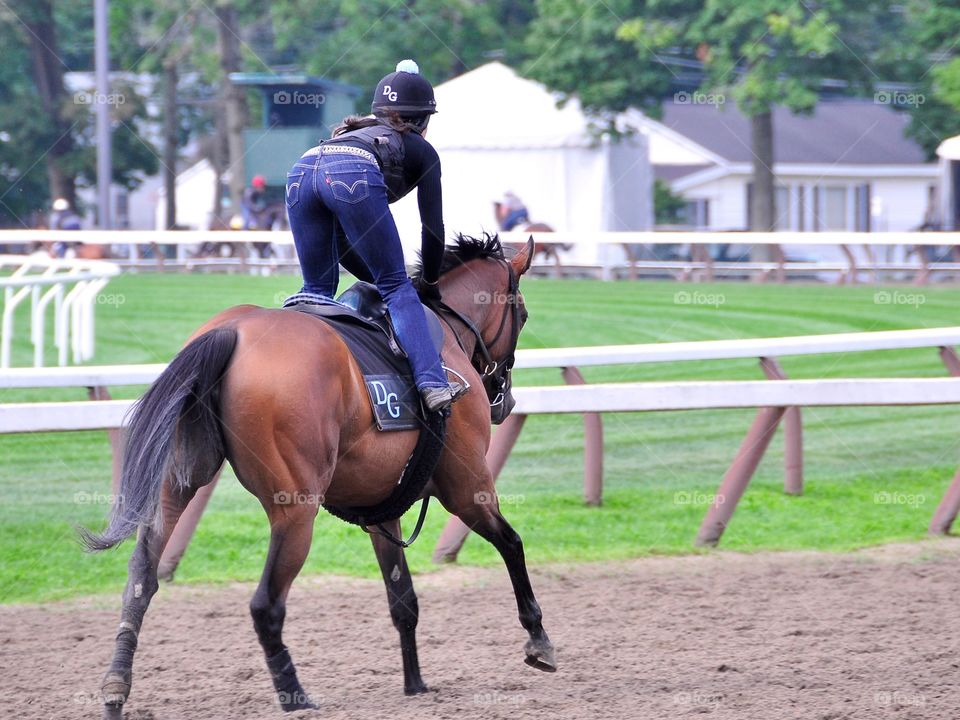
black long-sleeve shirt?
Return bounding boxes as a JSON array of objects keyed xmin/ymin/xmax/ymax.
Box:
[
  {"xmin": 338, "ymin": 127, "xmax": 444, "ymax": 283},
  {"xmin": 401, "ymin": 132, "xmax": 445, "ymax": 284}
]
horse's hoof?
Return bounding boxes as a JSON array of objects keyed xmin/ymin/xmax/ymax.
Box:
[
  {"xmin": 278, "ymin": 690, "xmax": 318, "ymax": 711},
  {"xmin": 523, "ymin": 639, "xmax": 558, "ymax": 672},
  {"xmin": 404, "ymin": 681, "xmax": 430, "ymax": 696},
  {"xmin": 102, "ymin": 702, "xmax": 124, "ymax": 720},
  {"xmin": 101, "ymin": 672, "xmax": 131, "ymax": 708}
]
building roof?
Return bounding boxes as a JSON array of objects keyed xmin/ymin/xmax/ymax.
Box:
[
  {"xmin": 654, "ymin": 164, "xmax": 712, "ymax": 181},
  {"xmin": 660, "ymin": 99, "xmax": 927, "ymax": 165}
]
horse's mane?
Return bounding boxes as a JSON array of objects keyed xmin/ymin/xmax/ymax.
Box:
[{"xmin": 411, "ymin": 232, "xmax": 505, "ymax": 280}]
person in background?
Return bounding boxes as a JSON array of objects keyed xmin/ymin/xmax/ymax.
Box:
[
  {"xmin": 285, "ymin": 59, "xmax": 465, "ymax": 413},
  {"xmin": 494, "ymin": 191, "xmax": 529, "ymax": 231},
  {"xmin": 49, "ymin": 198, "xmax": 82, "ymax": 258},
  {"xmin": 242, "ymin": 175, "xmax": 269, "ymax": 230}
]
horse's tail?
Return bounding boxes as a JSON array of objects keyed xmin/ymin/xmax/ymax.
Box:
[{"xmin": 79, "ymin": 326, "xmax": 238, "ymax": 552}]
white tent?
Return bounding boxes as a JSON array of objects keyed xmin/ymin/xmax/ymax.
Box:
[
  {"xmin": 390, "ymin": 62, "xmax": 653, "ymax": 266},
  {"xmin": 937, "ymin": 135, "xmax": 960, "ymax": 231},
  {"xmin": 154, "ymin": 159, "xmax": 218, "ymax": 230}
]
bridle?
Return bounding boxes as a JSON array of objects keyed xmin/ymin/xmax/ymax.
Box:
[
  {"xmin": 430, "ymin": 261, "xmax": 522, "ymax": 422},
  {"xmin": 372, "ymin": 260, "xmax": 521, "ymax": 548}
]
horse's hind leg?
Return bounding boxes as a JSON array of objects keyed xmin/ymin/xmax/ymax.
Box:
[
  {"xmin": 251, "ymin": 501, "xmax": 319, "ymax": 711},
  {"xmin": 446, "ymin": 491, "xmax": 557, "ymax": 673},
  {"xmin": 101, "ymin": 484, "xmax": 198, "ymax": 719},
  {"xmin": 369, "ymin": 518, "xmax": 429, "ymax": 695}
]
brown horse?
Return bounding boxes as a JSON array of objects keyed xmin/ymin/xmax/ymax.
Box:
[{"xmin": 81, "ymin": 235, "xmax": 555, "ymax": 718}]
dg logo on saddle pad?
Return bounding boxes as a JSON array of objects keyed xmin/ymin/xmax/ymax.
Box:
[{"xmin": 364, "ymin": 375, "xmax": 421, "ymax": 430}]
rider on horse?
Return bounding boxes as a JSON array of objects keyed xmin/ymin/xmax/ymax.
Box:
[{"xmin": 286, "ymin": 60, "xmax": 465, "ymax": 413}]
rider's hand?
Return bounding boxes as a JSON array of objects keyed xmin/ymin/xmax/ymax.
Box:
[{"xmin": 417, "ymin": 278, "xmax": 441, "ymax": 303}]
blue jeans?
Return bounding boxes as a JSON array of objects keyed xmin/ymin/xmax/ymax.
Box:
[{"xmin": 286, "ymin": 150, "xmax": 448, "ymax": 390}]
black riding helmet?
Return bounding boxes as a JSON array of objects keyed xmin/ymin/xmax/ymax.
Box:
[{"xmin": 372, "ymin": 60, "xmax": 438, "ymax": 117}]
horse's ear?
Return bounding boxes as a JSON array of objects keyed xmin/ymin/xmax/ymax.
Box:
[{"xmin": 511, "ymin": 236, "xmax": 535, "ymax": 276}]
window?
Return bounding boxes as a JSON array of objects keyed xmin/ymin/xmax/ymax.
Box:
[
  {"xmin": 680, "ymin": 199, "xmax": 710, "ymax": 228},
  {"xmin": 774, "ymin": 186, "xmax": 790, "ymax": 230},
  {"xmin": 821, "ymin": 186, "xmax": 847, "ymax": 230}
]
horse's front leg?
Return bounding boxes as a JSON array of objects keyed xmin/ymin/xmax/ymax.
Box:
[
  {"xmin": 443, "ymin": 484, "xmax": 557, "ymax": 673},
  {"xmin": 369, "ymin": 517, "xmax": 429, "ymax": 694}
]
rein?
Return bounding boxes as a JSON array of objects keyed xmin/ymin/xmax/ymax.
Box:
[
  {"xmin": 371, "ymin": 261, "xmax": 520, "ymax": 549},
  {"xmin": 430, "ymin": 262, "xmax": 521, "ymax": 409},
  {"xmin": 370, "ymin": 496, "xmax": 431, "ymax": 548}
]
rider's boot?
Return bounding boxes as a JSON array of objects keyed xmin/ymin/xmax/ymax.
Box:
[{"xmin": 421, "ymin": 382, "xmax": 467, "ymax": 413}]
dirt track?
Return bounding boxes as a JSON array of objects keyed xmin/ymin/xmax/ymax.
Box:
[{"xmin": 3, "ymin": 541, "xmax": 960, "ymax": 720}]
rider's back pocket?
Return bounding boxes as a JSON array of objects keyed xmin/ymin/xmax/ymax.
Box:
[
  {"xmin": 327, "ymin": 170, "xmax": 370, "ymax": 204},
  {"xmin": 285, "ymin": 171, "xmax": 305, "ymax": 209}
]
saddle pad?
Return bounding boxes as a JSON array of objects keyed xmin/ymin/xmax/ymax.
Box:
[{"xmin": 288, "ymin": 306, "xmax": 423, "ymax": 431}]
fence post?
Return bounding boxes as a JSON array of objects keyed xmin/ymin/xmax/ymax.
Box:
[
  {"xmin": 562, "ymin": 366, "xmax": 604, "ymax": 506},
  {"xmin": 157, "ymin": 470, "xmax": 223, "ymax": 580},
  {"xmin": 87, "ymin": 385, "xmax": 122, "ymax": 493},
  {"xmin": 759, "ymin": 357, "xmax": 803, "ymax": 495},
  {"xmin": 930, "ymin": 346, "xmax": 960, "ymax": 535},
  {"xmin": 695, "ymin": 405, "xmax": 786, "ymax": 547}
]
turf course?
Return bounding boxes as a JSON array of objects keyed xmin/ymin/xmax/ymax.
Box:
[{"xmin": 2, "ymin": 273, "xmax": 959, "ymax": 604}]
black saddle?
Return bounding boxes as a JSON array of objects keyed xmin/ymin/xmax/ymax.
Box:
[
  {"xmin": 282, "ymin": 281, "xmax": 450, "ymax": 536},
  {"xmin": 282, "ymin": 282, "xmax": 444, "ymax": 357}
]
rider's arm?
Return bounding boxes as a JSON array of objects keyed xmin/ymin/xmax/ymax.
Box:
[{"xmin": 408, "ymin": 135, "xmax": 445, "ymax": 284}]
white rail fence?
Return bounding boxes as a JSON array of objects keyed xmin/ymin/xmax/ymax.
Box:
[
  {"xmin": 3, "ymin": 230, "xmax": 960, "ymax": 281},
  {"xmin": 4, "ymin": 327, "xmax": 960, "ymax": 574},
  {"xmin": 0, "ymin": 255, "xmax": 120, "ymax": 368}
]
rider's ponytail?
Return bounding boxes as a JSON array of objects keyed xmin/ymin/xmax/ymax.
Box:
[{"xmin": 332, "ymin": 111, "xmax": 425, "ymax": 138}]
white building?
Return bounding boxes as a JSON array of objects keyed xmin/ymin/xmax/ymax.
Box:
[
  {"xmin": 937, "ymin": 134, "xmax": 960, "ymax": 231},
  {"xmin": 637, "ymin": 99, "xmax": 938, "ymax": 234}
]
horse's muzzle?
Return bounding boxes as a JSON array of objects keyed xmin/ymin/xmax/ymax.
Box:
[{"xmin": 491, "ymin": 392, "xmax": 516, "ymax": 425}]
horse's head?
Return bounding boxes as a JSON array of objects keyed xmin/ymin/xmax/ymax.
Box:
[{"xmin": 427, "ymin": 234, "xmax": 534, "ymax": 424}]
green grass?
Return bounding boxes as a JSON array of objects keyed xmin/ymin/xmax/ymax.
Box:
[{"xmin": 2, "ymin": 273, "xmax": 960, "ymax": 604}]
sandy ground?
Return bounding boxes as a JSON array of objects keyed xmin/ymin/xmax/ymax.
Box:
[{"xmin": 3, "ymin": 541, "xmax": 960, "ymax": 720}]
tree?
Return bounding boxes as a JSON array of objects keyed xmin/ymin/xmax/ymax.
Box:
[
  {"xmin": 0, "ymin": 0, "xmax": 160, "ymax": 227},
  {"xmin": 214, "ymin": 1, "xmax": 249, "ymax": 216},
  {"xmin": 525, "ymin": 0, "xmax": 671, "ymax": 120},
  {"xmin": 271, "ymin": 0, "xmax": 531, "ymax": 104},
  {"xmin": 7, "ymin": 0, "xmax": 78, "ymax": 210},
  {"xmin": 527, "ymin": 0, "xmax": 887, "ymax": 237},
  {"xmin": 904, "ymin": 0, "xmax": 960, "ymax": 158},
  {"xmin": 619, "ymin": 1, "xmax": 884, "ymax": 235}
]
